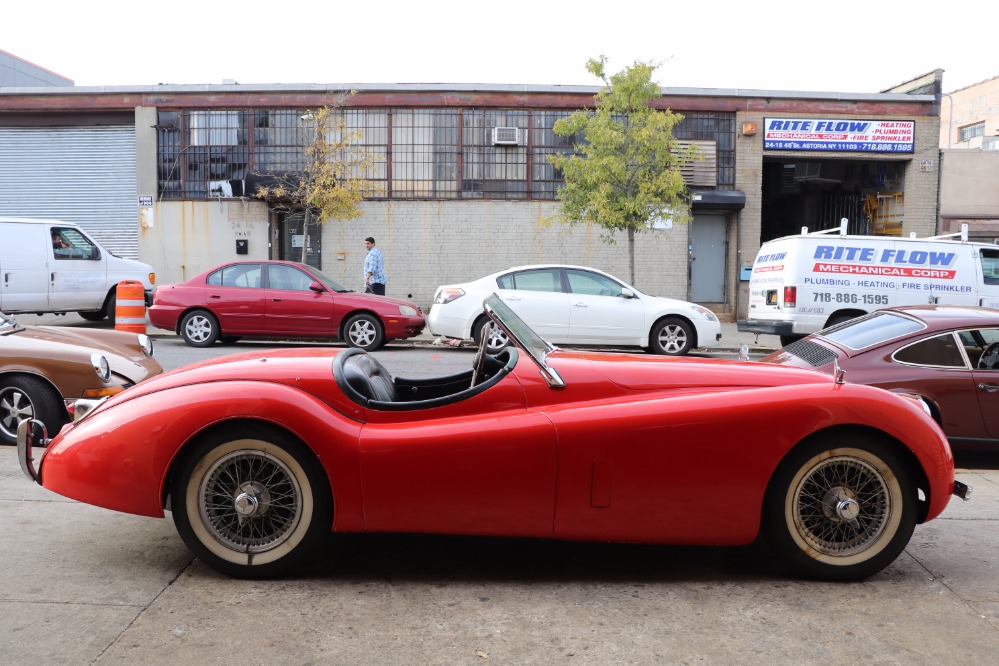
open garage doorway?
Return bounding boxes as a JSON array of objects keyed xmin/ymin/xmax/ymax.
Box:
[{"xmin": 761, "ymin": 158, "xmax": 908, "ymax": 242}]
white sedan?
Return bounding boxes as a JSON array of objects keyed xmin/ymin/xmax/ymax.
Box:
[{"xmin": 428, "ymin": 265, "xmax": 722, "ymax": 355}]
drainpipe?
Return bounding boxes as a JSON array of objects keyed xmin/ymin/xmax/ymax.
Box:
[{"xmin": 942, "ymin": 92, "xmax": 954, "ymax": 150}]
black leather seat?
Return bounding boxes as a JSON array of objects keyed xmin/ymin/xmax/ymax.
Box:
[{"xmin": 335, "ymin": 348, "xmax": 397, "ymax": 404}]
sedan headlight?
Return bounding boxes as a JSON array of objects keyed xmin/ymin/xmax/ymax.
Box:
[
  {"xmin": 90, "ymin": 354, "xmax": 111, "ymax": 383},
  {"xmin": 137, "ymin": 334, "xmax": 154, "ymax": 358},
  {"xmin": 434, "ymin": 288, "xmax": 465, "ymax": 305},
  {"xmin": 689, "ymin": 304, "xmax": 719, "ymax": 322},
  {"xmin": 398, "ymin": 305, "xmax": 418, "ymax": 316}
]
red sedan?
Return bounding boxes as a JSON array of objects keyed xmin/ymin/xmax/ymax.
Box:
[
  {"xmin": 762, "ymin": 305, "xmax": 999, "ymax": 451},
  {"xmin": 18, "ymin": 295, "xmax": 967, "ymax": 582},
  {"xmin": 149, "ymin": 260, "xmax": 425, "ymax": 350}
]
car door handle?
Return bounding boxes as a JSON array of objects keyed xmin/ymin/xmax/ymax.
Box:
[
  {"xmin": 573, "ymin": 302, "xmax": 588, "ymax": 308},
  {"xmin": 271, "ymin": 298, "xmax": 282, "ymax": 302},
  {"xmin": 978, "ymin": 383, "xmax": 999, "ymax": 393},
  {"xmin": 208, "ymin": 294, "xmax": 222, "ymax": 299}
]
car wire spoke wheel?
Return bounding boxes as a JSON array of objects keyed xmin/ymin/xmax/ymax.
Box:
[
  {"xmin": 172, "ymin": 429, "xmax": 332, "ymax": 578},
  {"xmin": 766, "ymin": 441, "xmax": 915, "ymax": 581},
  {"xmin": 198, "ymin": 449, "xmax": 303, "ymax": 553},
  {"xmin": 790, "ymin": 454, "xmax": 891, "ymax": 556}
]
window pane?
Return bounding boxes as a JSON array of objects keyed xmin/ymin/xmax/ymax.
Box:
[
  {"xmin": 566, "ymin": 269, "xmax": 622, "ymax": 296},
  {"xmin": 268, "ymin": 264, "xmax": 313, "ymax": 291},
  {"xmin": 509, "ymin": 269, "xmax": 562, "ymax": 292},
  {"xmin": 219, "ymin": 264, "xmax": 262, "ymax": 288},
  {"xmin": 821, "ymin": 312, "xmax": 924, "ymax": 350},
  {"xmin": 893, "ymin": 333, "xmax": 965, "ymax": 367}
]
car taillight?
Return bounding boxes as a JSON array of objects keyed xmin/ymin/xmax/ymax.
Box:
[
  {"xmin": 783, "ymin": 286, "xmax": 797, "ymax": 308},
  {"xmin": 434, "ymin": 288, "xmax": 465, "ymax": 305}
]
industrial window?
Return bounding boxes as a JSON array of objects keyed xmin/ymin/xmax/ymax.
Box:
[
  {"xmin": 155, "ymin": 107, "xmax": 734, "ymax": 201},
  {"xmin": 341, "ymin": 109, "xmax": 388, "ymax": 196},
  {"xmin": 392, "ymin": 109, "xmax": 458, "ymax": 198},
  {"xmin": 959, "ymin": 121, "xmax": 985, "ymax": 142},
  {"xmin": 674, "ymin": 113, "xmax": 736, "ymax": 190},
  {"xmin": 532, "ymin": 111, "xmax": 575, "ymax": 197},
  {"xmin": 462, "ymin": 110, "xmax": 530, "ymax": 199}
]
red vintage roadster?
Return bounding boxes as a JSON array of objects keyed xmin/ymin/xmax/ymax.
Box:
[{"xmin": 18, "ymin": 295, "xmax": 969, "ymax": 581}]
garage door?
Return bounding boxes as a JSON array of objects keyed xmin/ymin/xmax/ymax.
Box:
[{"xmin": 0, "ymin": 126, "xmax": 138, "ymax": 258}]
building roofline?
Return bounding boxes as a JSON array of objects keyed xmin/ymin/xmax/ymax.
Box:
[
  {"xmin": 0, "ymin": 80, "xmax": 934, "ymax": 102},
  {"xmin": 0, "ymin": 48, "xmax": 74, "ymax": 85}
]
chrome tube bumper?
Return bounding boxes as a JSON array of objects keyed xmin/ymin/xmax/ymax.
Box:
[
  {"xmin": 953, "ymin": 480, "xmax": 972, "ymax": 501},
  {"xmin": 17, "ymin": 419, "xmax": 49, "ymax": 484}
]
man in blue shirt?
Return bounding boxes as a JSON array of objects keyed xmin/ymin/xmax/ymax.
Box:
[{"xmin": 363, "ymin": 236, "xmax": 386, "ymax": 295}]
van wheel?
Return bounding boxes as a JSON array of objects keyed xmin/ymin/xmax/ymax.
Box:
[
  {"xmin": 78, "ymin": 310, "xmax": 106, "ymax": 322},
  {"xmin": 180, "ymin": 310, "xmax": 220, "ymax": 347}
]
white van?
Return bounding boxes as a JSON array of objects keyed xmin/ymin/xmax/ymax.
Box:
[
  {"xmin": 0, "ymin": 217, "xmax": 155, "ymax": 320},
  {"xmin": 738, "ymin": 220, "xmax": 999, "ymax": 345}
]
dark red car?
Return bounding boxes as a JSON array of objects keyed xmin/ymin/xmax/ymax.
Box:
[
  {"xmin": 761, "ymin": 305, "xmax": 999, "ymax": 450},
  {"xmin": 149, "ymin": 261, "xmax": 425, "ymax": 350}
]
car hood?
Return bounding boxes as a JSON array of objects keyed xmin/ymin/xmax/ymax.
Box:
[
  {"xmin": 4, "ymin": 325, "xmax": 153, "ymax": 369},
  {"xmin": 93, "ymin": 347, "xmax": 358, "ymax": 414},
  {"xmin": 550, "ymin": 350, "xmax": 834, "ymax": 391}
]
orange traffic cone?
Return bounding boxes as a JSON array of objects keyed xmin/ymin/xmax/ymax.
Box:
[{"xmin": 114, "ymin": 280, "xmax": 147, "ymax": 334}]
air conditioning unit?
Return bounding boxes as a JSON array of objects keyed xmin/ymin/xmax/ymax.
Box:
[
  {"xmin": 793, "ymin": 162, "xmax": 822, "ymax": 180},
  {"xmin": 491, "ymin": 126, "xmax": 523, "ymax": 146}
]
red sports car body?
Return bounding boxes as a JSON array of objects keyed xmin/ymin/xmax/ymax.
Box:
[
  {"xmin": 149, "ymin": 260, "xmax": 424, "ymax": 350},
  {"xmin": 19, "ymin": 296, "xmax": 967, "ymax": 581}
]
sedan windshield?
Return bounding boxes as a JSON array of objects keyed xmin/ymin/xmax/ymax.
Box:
[
  {"xmin": 306, "ymin": 266, "xmax": 350, "ymax": 293},
  {"xmin": 820, "ymin": 312, "xmax": 925, "ymax": 350}
]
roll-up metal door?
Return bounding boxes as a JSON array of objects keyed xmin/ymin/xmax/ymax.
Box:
[{"xmin": 0, "ymin": 126, "xmax": 138, "ymax": 258}]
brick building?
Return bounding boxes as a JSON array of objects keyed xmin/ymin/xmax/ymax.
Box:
[{"xmin": 0, "ymin": 70, "xmax": 943, "ymax": 320}]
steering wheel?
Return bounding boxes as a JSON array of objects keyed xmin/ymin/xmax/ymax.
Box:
[
  {"xmin": 979, "ymin": 342, "xmax": 999, "ymax": 370},
  {"xmin": 470, "ymin": 320, "xmax": 491, "ymax": 388}
]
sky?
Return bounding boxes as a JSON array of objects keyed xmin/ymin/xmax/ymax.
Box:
[{"xmin": 3, "ymin": 1, "xmax": 994, "ymax": 94}]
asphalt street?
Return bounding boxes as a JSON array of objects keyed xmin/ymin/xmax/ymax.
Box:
[{"xmin": 4, "ymin": 313, "xmax": 999, "ymax": 664}]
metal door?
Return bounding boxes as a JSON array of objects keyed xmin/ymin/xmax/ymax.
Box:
[
  {"xmin": 689, "ymin": 214, "xmax": 727, "ymax": 302},
  {"xmin": 281, "ymin": 213, "xmax": 321, "ymax": 269}
]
